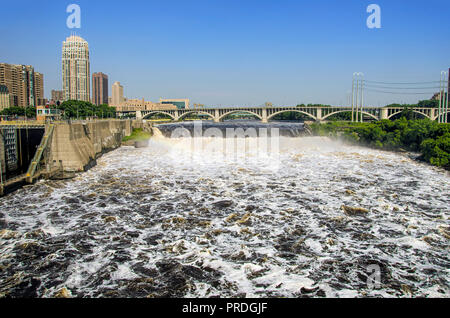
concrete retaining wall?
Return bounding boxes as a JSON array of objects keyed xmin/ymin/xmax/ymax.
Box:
[{"xmin": 49, "ymin": 120, "xmax": 133, "ymax": 172}]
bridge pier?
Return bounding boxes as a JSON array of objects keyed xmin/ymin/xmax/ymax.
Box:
[
  {"xmin": 136, "ymin": 111, "xmax": 143, "ymax": 119},
  {"xmin": 381, "ymin": 108, "xmax": 388, "ymax": 120},
  {"xmin": 431, "ymin": 108, "xmax": 436, "ymax": 121},
  {"xmin": 316, "ymin": 108, "xmax": 322, "ymax": 121},
  {"xmin": 262, "ymin": 108, "xmax": 268, "ymax": 123},
  {"xmin": 214, "ymin": 109, "xmax": 220, "ymax": 123}
]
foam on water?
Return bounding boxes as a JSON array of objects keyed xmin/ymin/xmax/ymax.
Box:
[{"xmin": 0, "ymin": 135, "xmax": 449, "ymax": 298}]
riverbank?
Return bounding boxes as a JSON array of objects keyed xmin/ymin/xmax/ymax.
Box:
[
  {"xmin": 121, "ymin": 128, "xmax": 152, "ymax": 146},
  {"xmin": 309, "ymin": 119, "xmax": 450, "ymax": 170}
]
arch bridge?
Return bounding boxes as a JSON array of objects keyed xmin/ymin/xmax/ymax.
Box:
[{"xmin": 118, "ymin": 106, "xmax": 445, "ymax": 123}]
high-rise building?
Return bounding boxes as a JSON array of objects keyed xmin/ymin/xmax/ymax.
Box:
[
  {"xmin": 0, "ymin": 85, "xmax": 10, "ymax": 110},
  {"xmin": 0, "ymin": 63, "xmax": 44, "ymax": 107},
  {"xmin": 34, "ymin": 72, "xmax": 45, "ymax": 105},
  {"xmin": 62, "ymin": 35, "xmax": 90, "ymax": 102},
  {"xmin": 111, "ymin": 81, "xmax": 124, "ymax": 107},
  {"xmin": 92, "ymin": 72, "xmax": 108, "ymax": 105},
  {"xmin": 51, "ymin": 90, "xmax": 64, "ymax": 103}
]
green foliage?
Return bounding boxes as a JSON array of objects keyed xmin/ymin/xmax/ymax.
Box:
[
  {"xmin": 122, "ymin": 128, "xmax": 151, "ymax": 142},
  {"xmin": 1, "ymin": 106, "xmax": 36, "ymax": 118},
  {"xmin": 384, "ymin": 98, "xmax": 439, "ymax": 109},
  {"xmin": 417, "ymin": 99, "xmax": 439, "ymax": 108},
  {"xmin": 58, "ymin": 100, "xmax": 116, "ymax": 119},
  {"xmin": 310, "ymin": 118, "xmax": 450, "ymax": 169}
]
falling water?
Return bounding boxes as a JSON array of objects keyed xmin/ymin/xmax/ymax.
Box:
[{"xmin": 0, "ymin": 122, "xmax": 449, "ymax": 298}]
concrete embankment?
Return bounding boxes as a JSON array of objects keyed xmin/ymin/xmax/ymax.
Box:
[
  {"xmin": 0, "ymin": 119, "xmax": 154, "ymax": 195},
  {"xmin": 49, "ymin": 120, "xmax": 135, "ymax": 173}
]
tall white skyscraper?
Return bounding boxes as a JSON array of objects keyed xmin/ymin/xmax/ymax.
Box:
[{"xmin": 62, "ymin": 35, "xmax": 90, "ymax": 102}]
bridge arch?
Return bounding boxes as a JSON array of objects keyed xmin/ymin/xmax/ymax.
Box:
[
  {"xmin": 142, "ymin": 111, "xmax": 176, "ymax": 120},
  {"xmin": 178, "ymin": 111, "xmax": 215, "ymax": 121},
  {"xmin": 267, "ymin": 110, "xmax": 317, "ymax": 121},
  {"xmin": 218, "ymin": 110, "xmax": 263, "ymax": 121},
  {"xmin": 387, "ymin": 110, "xmax": 431, "ymax": 120},
  {"xmin": 321, "ymin": 110, "xmax": 378, "ymax": 121}
]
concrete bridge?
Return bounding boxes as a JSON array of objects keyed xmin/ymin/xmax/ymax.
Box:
[{"xmin": 120, "ymin": 106, "xmax": 447, "ymax": 123}]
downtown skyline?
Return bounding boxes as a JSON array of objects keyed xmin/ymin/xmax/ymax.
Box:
[{"xmin": 0, "ymin": 0, "xmax": 449, "ymax": 107}]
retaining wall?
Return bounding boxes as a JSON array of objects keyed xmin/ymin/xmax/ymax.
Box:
[{"xmin": 49, "ymin": 120, "xmax": 134, "ymax": 172}]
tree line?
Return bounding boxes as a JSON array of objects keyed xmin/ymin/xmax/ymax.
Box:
[
  {"xmin": 310, "ymin": 118, "xmax": 450, "ymax": 169},
  {"xmin": 0, "ymin": 100, "xmax": 116, "ymax": 119}
]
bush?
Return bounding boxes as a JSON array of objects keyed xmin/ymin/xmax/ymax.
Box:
[{"xmin": 310, "ymin": 119, "xmax": 450, "ymax": 169}]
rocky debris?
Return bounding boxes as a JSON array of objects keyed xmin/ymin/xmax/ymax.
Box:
[{"xmin": 341, "ymin": 205, "xmax": 369, "ymax": 216}]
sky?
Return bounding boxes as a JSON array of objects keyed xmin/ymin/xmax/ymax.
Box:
[{"xmin": 0, "ymin": 0, "xmax": 449, "ymax": 107}]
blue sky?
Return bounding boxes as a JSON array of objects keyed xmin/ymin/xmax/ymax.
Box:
[{"xmin": 0, "ymin": 0, "xmax": 449, "ymax": 106}]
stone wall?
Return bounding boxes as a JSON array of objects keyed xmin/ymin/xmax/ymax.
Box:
[{"xmin": 49, "ymin": 120, "xmax": 133, "ymax": 172}]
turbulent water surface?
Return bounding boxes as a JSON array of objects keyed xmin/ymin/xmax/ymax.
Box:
[{"xmin": 0, "ymin": 128, "xmax": 449, "ymax": 298}]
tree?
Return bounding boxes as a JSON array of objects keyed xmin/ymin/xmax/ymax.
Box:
[
  {"xmin": 0, "ymin": 106, "xmax": 36, "ymax": 118},
  {"xmin": 57, "ymin": 100, "xmax": 116, "ymax": 119}
]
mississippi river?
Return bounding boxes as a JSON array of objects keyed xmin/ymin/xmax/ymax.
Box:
[{"xmin": 0, "ymin": 131, "xmax": 449, "ymax": 297}]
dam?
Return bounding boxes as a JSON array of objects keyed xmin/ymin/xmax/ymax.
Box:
[{"xmin": 0, "ymin": 120, "xmax": 137, "ymax": 195}]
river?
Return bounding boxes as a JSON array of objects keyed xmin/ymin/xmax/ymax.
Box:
[{"xmin": 0, "ymin": 122, "xmax": 449, "ymax": 298}]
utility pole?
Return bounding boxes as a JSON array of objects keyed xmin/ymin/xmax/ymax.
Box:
[
  {"xmin": 352, "ymin": 72, "xmax": 364, "ymax": 122},
  {"xmin": 361, "ymin": 75, "xmax": 365, "ymax": 122},
  {"xmin": 443, "ymin": 70, "xmax": 449, "ymax": 124},
  {"xmin": 352, "ymin": 74, "xmax": 355, "ymax": 122},
  {"xmin": 439, "ymin": 71, "xmax": 448, "ymax": 123},
  {"xmin": 444, "ymin": 73, "xmax": 450, "ymax": 123}
]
